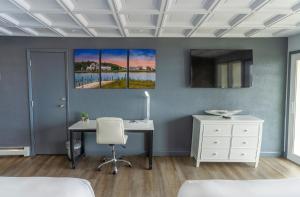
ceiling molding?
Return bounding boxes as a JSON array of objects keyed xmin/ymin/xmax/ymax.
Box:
[
  {"xmin": 187, "ymin": 0, "xmax": 226, "ymax": 37},
  {"xmin": 0, "ymin": 0, "xmax": 299, "ymax": 37},
  {"xmin": 217, "ymin": 0, "xmax": 272, "ymax": 37},
  {"xmin": 155, "ymin": 0, "xmax": 169, "ymax": 37},
  {"xmin": 108, "ymin": 0, "xmax": 127, "ymax": 37},
  {"xmin": 8, "ymin": 0, "xmax": 64, "ymax": 36},
  {"xmin": 56, "ymin": 0, "xmax": 95, "ymax": 37}
]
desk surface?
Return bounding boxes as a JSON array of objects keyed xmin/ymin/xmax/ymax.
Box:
[{"xmin": 69, "ymin": 120, "xmax": 154, "ymax": 131}]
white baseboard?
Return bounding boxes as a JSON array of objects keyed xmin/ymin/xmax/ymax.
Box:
[{"xmin": 0, "ymin": 146, "xmax": 30, "ymax": 157}]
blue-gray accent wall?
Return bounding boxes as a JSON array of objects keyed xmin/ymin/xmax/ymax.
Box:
[
  {"xmin": 0, "ymin": 37, "xmax": 287, "ymax": 156},
  {"xmin": 288, "ymin": 34, "xmax": 300, "ymax": 52}
]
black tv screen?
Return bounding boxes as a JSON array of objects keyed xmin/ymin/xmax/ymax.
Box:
[{"xmin": 190, "ymin": 49, "xmax": 253, "ymax": 88}]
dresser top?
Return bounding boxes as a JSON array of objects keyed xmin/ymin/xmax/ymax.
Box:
[{"xmin": 192, "ymin": 115, "xmax": 264, "ymax": 122}]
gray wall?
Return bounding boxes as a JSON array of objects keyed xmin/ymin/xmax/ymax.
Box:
[
  {"xmin": 288, "ymin": 33, "xmax": 300, "ymax": 52},
  {"xmin": 0, "ymin": 37, "xmax": 287, "ymax": 156}
]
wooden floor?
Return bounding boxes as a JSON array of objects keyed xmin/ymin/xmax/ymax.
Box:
[{"xmin": 0, "ymin": 156, "xmax": 300, "ymax": 197}]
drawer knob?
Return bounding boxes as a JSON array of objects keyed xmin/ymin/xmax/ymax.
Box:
[
  {"xmin": 241, "ymin": 153, "xmax": 245, "ymax": 156},
  {"xmin": 244, "ymin": 129, "xmax": 248, "ymax": 132},
  {"xmin": 212, "ymin": 153, "xmax": 217, "ymax": 156},
  {"xmin": 213, "ymin": 141, "xmax": 219, "ymax": 144},
  {"xmin": 215, "ymin": 129, "xmax": 220, "ymax": 132},
  {"xmin": 242, "ymin": 141, "xmax": 247, "ymax": 144}
]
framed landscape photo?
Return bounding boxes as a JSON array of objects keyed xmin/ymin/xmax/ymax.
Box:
[
  {"xmin": 74, "ymin": 48, "xmax": 156, "ymax": 89},
  {"xmin": 128, "ymin": 49, "xmax": 156, "ymax": 89},
  {"xmin": 101, "ymin": 49, "xmax": 128, "ymax": 88},
  {"xmin": 74, "ymin": 49, "xmax": 100, "ymax": 89}
]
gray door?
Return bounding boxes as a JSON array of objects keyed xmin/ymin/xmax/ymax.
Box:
[{"xmin": 29, "ymin": 51, "xmax": 67, "ymax": 154}]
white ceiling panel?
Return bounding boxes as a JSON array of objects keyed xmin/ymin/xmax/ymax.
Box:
[
  {"xmin": 160, "ymin": 27, "xmax": 189, "ymax": 37},
  {"xmin": 23, "ymin": 27, "xmax": 58, "ymax": 36},
  {"xmin": 3, "ymin": 26, "xmax": 29, "ymax": 36},
  {"xmin": 4, "ymin": 12, "xmax": 44, "ymax": 27},
  {"xmin": 71, "ymin": 0, "xmax": 110, "ymax": 10},
  {"xmin": 119, "ymin": 0, "xmax": 161, "ymax": 11},
  {"xmin": 263, "ymin": 0, "xmax": 300, "ymax": 9},
  {"xmin": 273, "ymin": 13, "xmax": 300, "ymax": 27},
  {"xmin": 0, "ymin": 0, "xmax": 300, "ymax": 37},
  {"xmin": 127, "ymin": 28, "xmax": 155, "ymax": 37},
  {"xmin": 0, "ymin": 0, "xmax": 21, "ymax": 13},
  {"xmin": 42, "ymin": 13, "xmax": 78, "ymax": 28},
  {"xmin": 165, "ymin": 13, "xmax": 203, "ymax": 28},
  {"xmin": 168, "ymin": 0, "xmax": 208, "ymax": 11},
  {"xmin": 25, "ymin": 0, "xmax": 64, "ymax": 13},
  {"xmin": 90, "ymin": 27, "xmax": 121, "ymax": 37},
  {"xmin": 223, "ymin": 27, "xmax": 254, "ymax": 37},
  {"xmin": 125, "ymin": 14, "xmax": 157, "ymax": 27},
  {"xmin": 58, "ymin": 28, "xmax": 89, "ymax": 37},
  {"xmin": 83, "ymin": 13, "xmax": 117, "ymax": 28}
]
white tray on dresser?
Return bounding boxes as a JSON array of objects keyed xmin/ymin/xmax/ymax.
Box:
[{"xmin": 191, "ymin": 115, "xmax": 264, "ymax": 168}]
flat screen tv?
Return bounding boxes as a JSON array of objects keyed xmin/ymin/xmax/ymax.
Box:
[{"xmin": 190, "ymin": 49, "xmax": 253, "ymax": 88}]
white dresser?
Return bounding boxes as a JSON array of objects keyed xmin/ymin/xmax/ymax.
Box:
[{"xmin": 191, "ymin": 115, "xmax": 264, "ymax": 168}]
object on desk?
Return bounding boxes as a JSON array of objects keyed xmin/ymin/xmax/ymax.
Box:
[
  {"xmin": 205, "ymin": 110, "xmax": 242, "ymax": 119},
  {"xmin": 144, "ymin": 91, "xmax": 150, "ymax": 120},
  {"xmin": 96, "ymin": 117, "xmax": 132, "ymax": 175},
  {"xmin": 80, "ymin": 112, "xmax": 89, "ymax": 122}
]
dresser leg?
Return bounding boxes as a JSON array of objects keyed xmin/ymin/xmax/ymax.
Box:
[
  {"xmin": 247, "ymin": 162, "xmax": 258, "ymax": 168},
  {"xmin": 196, "ymin": 160, "xmax": 200, "ymax": 167}
]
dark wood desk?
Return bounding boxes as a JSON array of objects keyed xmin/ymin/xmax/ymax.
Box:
[{"xmin": 68, "ymin": 120, "xmax": 154, "ymax": 170}]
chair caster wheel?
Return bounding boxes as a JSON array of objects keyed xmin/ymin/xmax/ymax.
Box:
[
  {"xmin": 128, "ymin": 164, "xmax": 132, "ymax": 168},
  {"xmin": 112, "ymin": 167, "xmax": 118, "ymax": 175}
]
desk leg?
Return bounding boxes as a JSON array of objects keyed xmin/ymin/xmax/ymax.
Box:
[
  {"xmin": 70, "ymin": 131, "xmax": 75, "ymax": 169},
  {"xmin": 148, "ymin": 131, "xmax": 153, "ymax": 170},
  {"xmin": 81, "ymin": 132, "xmax": 85, "ymax": 156}
]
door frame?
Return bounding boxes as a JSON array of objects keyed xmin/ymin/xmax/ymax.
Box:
[
  {"xmin": 26, "ymin": 49, "xmax": 69, "ymax": 155},
  {"xmin": 286, "ymin": 50, "xmax": 300, "ymax": 164}
]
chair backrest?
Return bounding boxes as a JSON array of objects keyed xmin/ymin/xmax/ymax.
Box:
[{"xmin": 96, "ymin": 117, "xmax": 126, "ymax": 145}]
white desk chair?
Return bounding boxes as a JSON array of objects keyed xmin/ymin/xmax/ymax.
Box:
[{"xmin": 96, "ymin": 117, "xmax": 132, "ymax": 174}]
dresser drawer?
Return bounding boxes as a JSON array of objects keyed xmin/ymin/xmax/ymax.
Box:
[
  {"xmin": 203, "ymin": 124, "xmax": 232, "ymax": 136},
  {"xmin": 201, "ymin": 149, "xmax": 229, "ymax": 160},
  {"xmin": 202, "ymin": 137, "xmax": 231, "ymax": 148},
  {"xmin": 231, "ymin": 137, "xmax": 258, "ymax": 148},
  {"xmin": 232, "ymin": 124, "xmax": 259, "ymax": 136},
  {"xmin": 230, "ymin": 149, "xmax": 257, "ymax": 161}
]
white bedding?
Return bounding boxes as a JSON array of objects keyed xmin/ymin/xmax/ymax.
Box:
[
  {"xmin": 178, "ymin": 178, "xmax": 300, "ymax": 197},
  {"xmin": 0, "ymin": 177, "xmax": 95, "ymax": 197}
]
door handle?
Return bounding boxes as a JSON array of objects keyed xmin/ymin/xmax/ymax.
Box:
[{"xmin": 58, "ymin": 104, "xmax": 65, "ymax": 108}]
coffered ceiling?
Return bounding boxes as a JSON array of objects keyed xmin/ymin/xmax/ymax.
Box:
[{"xmin": 0, "ymin": 0, "xmax": 300, "ymax": 37}]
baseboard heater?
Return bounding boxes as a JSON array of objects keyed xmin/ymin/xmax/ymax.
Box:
[{"xmin": 0, "ymin": 146, "xmax": 30, "ymax": 156}]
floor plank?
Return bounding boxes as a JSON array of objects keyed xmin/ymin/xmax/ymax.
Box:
[{"xmin": 0, "ymin": 156, "xmax": 300, "ymax": 197}]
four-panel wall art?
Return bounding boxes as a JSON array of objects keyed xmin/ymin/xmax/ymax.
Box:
[{"xmin": 74, "ymin": 49, "xmax": 156, "ymax": 89}]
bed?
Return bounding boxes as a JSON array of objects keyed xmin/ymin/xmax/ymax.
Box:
[
  {"xmin": 178, "ymin": 178, "xmax": 300, "ymax": 197},
  {"xmin": 0, "ymin": 177, "xmax": 95, "ymax": 197}
]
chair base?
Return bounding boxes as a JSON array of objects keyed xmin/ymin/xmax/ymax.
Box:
[{"xmin": 97, "ymin": 145, "xmax": 132, "ymax": 174}]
